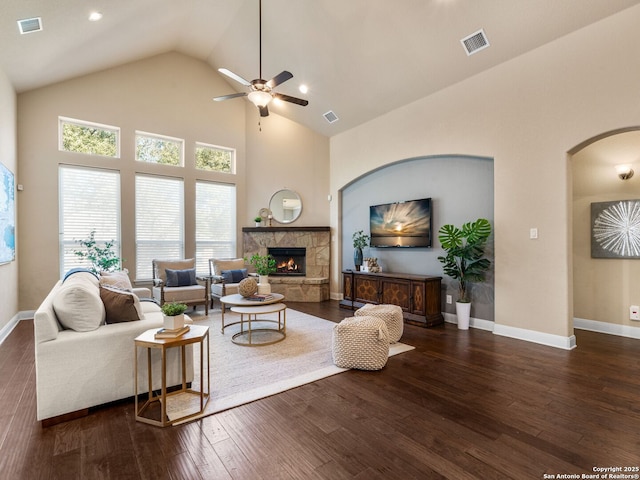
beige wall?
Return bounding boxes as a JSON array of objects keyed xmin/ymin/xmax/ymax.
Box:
[
  {"xmin": 573, "ymin": 130, "xmax": 640, "ymax": 327},
  {"xmin": 0, "ymin": 68, "xmax": 17, "ymax": 333},
  {"xmin": 17, "ymin": 51, "xmax": 329, "ymax": 310},
  {"xmin": 330, "ymin": 5, "xmax": 640, "ymax": 343}
]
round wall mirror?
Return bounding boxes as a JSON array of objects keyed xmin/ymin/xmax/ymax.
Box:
[{"xmin": 269, "ymin": 189, "xmax": 302, "ymax": 224}]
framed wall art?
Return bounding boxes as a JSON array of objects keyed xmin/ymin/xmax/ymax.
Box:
[
  {"xmin": 0, "ymin": 161, "xmax": 15, "ymax": 264},
  {"xmin": 591, "ymin": 199, "xmax": 640, "ymax": 259}
]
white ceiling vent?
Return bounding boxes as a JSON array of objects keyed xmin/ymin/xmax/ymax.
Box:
[
  {"xmin": 18, "ymin": 17, "xmax": 43, "ymax": 35},
  {"xmin": 461, "ymin": 29, "xmax": 489, "ymax": 56},
  {"xmin": 323, "ymin": 110, "xmax": 339, "ymax": 124}
]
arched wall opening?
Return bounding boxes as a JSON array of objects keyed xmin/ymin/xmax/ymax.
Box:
[
  {"xmin": 570, "ymin": 127, "xmax": 640, "ymax": 338},
  {"xmin": 339, "ymin": 154, "xmax": 495, "ymax": 322}
]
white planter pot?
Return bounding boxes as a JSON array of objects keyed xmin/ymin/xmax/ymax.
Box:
[
  {"xmin": 455, "ymin": 302, "xmax": 471, "ymax": 330},
  {"xmin": 258, "ymin": 275, "xmax": 271, "ymax": 294},
  {"xmin": 163, "ymin": 313, "xmax": 185, "ymax": 330}
]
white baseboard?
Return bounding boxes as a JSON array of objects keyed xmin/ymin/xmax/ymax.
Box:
[
  {"xmin": 574, "ymin": 317, "xmax": 640, "ymax": 339},
  {"xmin": 445, "ymin": 312, "xmax": 576, "ymax": 350}
]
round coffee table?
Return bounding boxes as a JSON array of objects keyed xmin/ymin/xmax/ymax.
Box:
[
  {"xmin": 219, "ymin": 293, "xmax": 284, "ymax": 333},
  {"xmin": 230, "ymin": 303, "xmax": 287, "ymax": 346}
]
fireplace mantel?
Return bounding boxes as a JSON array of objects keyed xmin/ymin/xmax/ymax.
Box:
[{"xmin": 242, "ymin": 226, "xmax": 330, "ymax": 233}]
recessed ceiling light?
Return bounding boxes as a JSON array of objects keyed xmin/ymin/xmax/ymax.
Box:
[
  {"xmin": 299, "ymin": 84, "xmax": 308, "ymax": 94},
  {"xmin": 89, "ymin": 11, "xmax": 103, "ymax": 21}
]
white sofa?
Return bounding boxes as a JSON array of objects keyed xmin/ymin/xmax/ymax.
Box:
[{"xmin": 34, "ymin": 270, "xmax": 194, "ymax": 423}]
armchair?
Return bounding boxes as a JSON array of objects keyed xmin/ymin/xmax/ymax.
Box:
[
  {"xmin": 208, "ymin": 258, "xmax": 249, "ymax": 309},
  {"xmin": 152, "ymin": 258, "xmax": 209, "ymax": 315}
]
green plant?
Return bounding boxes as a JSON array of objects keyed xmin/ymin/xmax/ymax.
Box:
[
  {"xmin": 437, "ymin": 218, "xmax": 492, "ymax": 303},
  {"xmin": 248, "ymin": 253, "xmax": 277, "ymax": 276},
  {"xmin": 161, "ymin": 302, "xmax": 188, "ymax": 316},
  {"xmin": 73, "ymin": 230, "xmax": 121, "ymax": 274},
  {"xmin": 254, "ymin": 216, "xmax": 263, "ymax": 223},
  {"xmin": 352, "ymin": 230, "xmax": 369, "ymax": 249}
]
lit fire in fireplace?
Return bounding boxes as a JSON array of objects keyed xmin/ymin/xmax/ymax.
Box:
[{"xmin": 276, "ymin": 257, "xmax": 300, "ymax": 274}]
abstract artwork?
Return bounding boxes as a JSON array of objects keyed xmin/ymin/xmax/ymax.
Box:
[
  {"xmin": 0, "ymin": 162, "xmax": 15, "ymax": 264},
  {"xmin": 591, "ymin": 200, "xmax": 640, "ymax": 259}
]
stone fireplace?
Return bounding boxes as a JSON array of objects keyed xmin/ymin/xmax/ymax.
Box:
[{"xmin": 243, "ymin": 226, "xmax": 330, "ymax": 302}]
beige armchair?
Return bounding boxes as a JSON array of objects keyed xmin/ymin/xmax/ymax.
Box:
[
  {"xmin": 152, "ymin": 258, "xmax": 209, "ymax": 315},
  {"xmin": 208, "ymin": 258, "xmax": 249, "ymax": 309}
]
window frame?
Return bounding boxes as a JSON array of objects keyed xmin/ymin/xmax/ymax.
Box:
[
  {"xmin": 195, "ymin": 142, "xmax": 236, "ymax": 174},
  {"xmin": 58, "ymin": 116, "xmax": 121, "ymax": 158},
  {"xmin": 135, "ymin": 130, "xmax": 185, "ymax": 167}
]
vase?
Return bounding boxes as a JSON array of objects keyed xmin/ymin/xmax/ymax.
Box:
[
  {"xmin": 455, "ymin": 301, "xmax": 471, "ymax": 330},
  {"xmin": 354, "ymin": 247, "xmax": 363, "ymax": 271},
  {"xmin": 258, "ymin": 274, "xmax": 271, "ymax": 294}
]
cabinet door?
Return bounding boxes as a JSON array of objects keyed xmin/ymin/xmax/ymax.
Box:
[
  {"xmin": 381, "ymin": 278, "xmax": 411, "ymax": 311},
  {"xmin": 410, "ymin": 281, "xmax": 426, "ymax": 316},
  {"xmin": 343, "ymin": 272, "xmax": 353, "ymax": 300},
  {"xmin": 354, "ymin": 275, "xmax": 380, "ymax": 304}
]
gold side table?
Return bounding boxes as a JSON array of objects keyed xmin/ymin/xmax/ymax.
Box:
[{"xmin": 134, "ymin": 324, "xmax": 209, "ymax": 427}]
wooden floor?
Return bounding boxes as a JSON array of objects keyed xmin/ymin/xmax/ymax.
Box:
[{"xmin": 1, "ymin": 301, "xmax": 639, "ymax": 479}]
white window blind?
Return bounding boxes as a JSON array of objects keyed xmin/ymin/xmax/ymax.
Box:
[
  {"xmin": 195, "ymin": 181, "xmax": 237, "ymax": 274},
  {"xmin": 59, "ymin": 165, "xmax": 120, "ymax": 277},
  {"xmin": 136, "ymin": 175, "xmax": 184, "ymax": 280}
]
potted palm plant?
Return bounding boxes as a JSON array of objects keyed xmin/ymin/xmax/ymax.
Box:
[{"xmin": 437, "ymin": 218, "xmax": 492, "ymax": 330}]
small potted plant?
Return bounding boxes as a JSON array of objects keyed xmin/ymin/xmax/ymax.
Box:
[
  {"xmin": 161, "ymin": 302, "xmax": 188, "ymax": 330},
  {"xmin": 437, "ymin": 218, "xmax": 492, "ymax": 330},
  {"xmin": 352, "ymin": 230, "xmax": 369, "ymax": 271},
  {"xmin": 249, "ymin": 253, "xmax": 277, "ymax": 277},
  {"xmin": 254, "ymin": 216, "xmax": 263, "ymax": 227}
]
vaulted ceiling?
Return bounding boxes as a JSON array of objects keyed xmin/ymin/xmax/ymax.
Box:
[{"xmin": 1, "ymin": 0, "xmax": 638, "ymax": 137}]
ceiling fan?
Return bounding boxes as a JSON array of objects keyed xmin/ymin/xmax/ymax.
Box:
[{"xmin": 213, "ymin": 0, "xmax": 308, "ymax": 117}]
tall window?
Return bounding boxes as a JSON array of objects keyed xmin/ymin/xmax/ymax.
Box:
[
  {"xmin": 135, "ymin": 175, "xmax": 184, "ymax": 280},
  {"xmin": 59, "ymin": 117, "xmax": 119, "ymax": 157},
  {"xmin": 59, "ymin": 166, "xmax": 120, "ymax": 276},
  {"xmin": 195, "ymin": 181, "xmax": 237, "ymax": 273},
  {"xmin": 195, "ymin": 142, "xmax": 235, "ymax": 173},
  {"xmin": 135, "ymin": 131, "xmax": 184, "ymax": 166}
]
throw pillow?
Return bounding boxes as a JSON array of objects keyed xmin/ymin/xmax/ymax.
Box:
[
  {"xmin": 165, "ymin": 268, "xmax": 197, "ymax": 287},
  {"xmin": 53, "ymin": 281, "xmax": 105, "ymax": 331},
  {"xmin": 99, "ymin": 286, "xmax": 144, "ymax": 324},
  {"xmin": 221, "ymin": 268, "xmax": 248, "ymax": 283},
  {"xmin": 99, "ymin": 270, "xmax": 133, "ymax": 291}
]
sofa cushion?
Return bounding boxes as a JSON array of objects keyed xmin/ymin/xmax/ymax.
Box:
[
  {"xmin": 100, "ymin": 286, "xmax": 144, "ymax": 324},
  {"xmin": 211, "ymin": 258, "xmax": 245, "ymax": 275},
  {"xmin": 165, "ymin": 268, "xmax": 197, "ymax": 287},
  {"xmin": 100, "ymin": 270, "xmax": 133, "ymax": 291},
  {"xmin": 221, "ymin": 268, "xmax": 248, "ymax": 283},
  {"xmin": 53, "ymin": 278, "xmax": 105, "ymax": 331}
]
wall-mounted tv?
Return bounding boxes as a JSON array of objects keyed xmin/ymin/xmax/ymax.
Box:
[{"xmin": 369, "ymin": 198, "xmax": 432, "ymax": 248}]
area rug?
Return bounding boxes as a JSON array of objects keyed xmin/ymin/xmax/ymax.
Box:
[{"xmin": 168, "ymin": 308, "xmax": 415, "ymax": 425}]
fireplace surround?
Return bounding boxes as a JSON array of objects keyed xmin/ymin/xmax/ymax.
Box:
[{"xmin": 243, "ymin": 226, "xmax": 330, "ymax": 302}]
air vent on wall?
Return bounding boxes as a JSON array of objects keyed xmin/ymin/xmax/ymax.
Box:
[
  {"xmin": 18, "ymin": 17, "xmax": 43, "ymax": 34},
  {"xmin": 461, "ymin": 29, "xmax": 489, "ymax": 56},
  {"xmin": 323, "ymin": 110, "xmax": 339, "ymax": 124}
]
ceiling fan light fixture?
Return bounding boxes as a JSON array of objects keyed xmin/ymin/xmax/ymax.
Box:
[{"xmin": 248, "ymin": 90, "xmax": 273, "ymax": 108}]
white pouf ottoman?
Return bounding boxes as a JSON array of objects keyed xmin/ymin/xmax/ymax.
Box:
[
  {"xmin": 355, "ymin": 303, "xmax": 404, "ymax": 343},
  {"xmin": 332, "ymin": 316, "xmax": 390, "ymax": 370}
]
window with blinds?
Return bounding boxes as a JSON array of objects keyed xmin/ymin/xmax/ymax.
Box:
[
  {"xmin": 135, "ymin": 175, "xmax": 184, "ymax": 280},
  {"xmin": 195, "ymin": 181, "xmax": 237, "ymax": 274},
  {"xmin": 59, "ymin": 166, "xmax": 121, "ymax": 277}
]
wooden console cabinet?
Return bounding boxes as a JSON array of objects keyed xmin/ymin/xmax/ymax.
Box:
[{"xmin": 339, "ymin": 270, "xmax": 444, "ymax": 327}]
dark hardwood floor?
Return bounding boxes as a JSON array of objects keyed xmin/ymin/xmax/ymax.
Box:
[{"xmin": 1, "ymin": 301, "xmax": 639, "ymax": 479}]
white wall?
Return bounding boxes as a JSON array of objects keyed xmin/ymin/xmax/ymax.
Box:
[
  {"xmin": 0, "ymin": 67, "xmax": 17, "ymax": 333},
  {"xmin": 330, "ymin": 5, "xmax": 640, "ymax": 344}
]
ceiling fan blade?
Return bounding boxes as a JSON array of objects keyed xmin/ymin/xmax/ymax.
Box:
[
  {"xmin": 259, "ymin": 105, "xmax": 269, "ymax": 117},
  {"xmin": 274, "ymin": 93, "xmax": 309, "ymax": 106},
  {"xmin": 218, "ymin": 68, "xmax": 252, "ymax": 87},
  {"xmin": 266, "ymin": 71, "xmax": 293, "ymax": 89},
  {"xmin": 213, "ymin": 92, "xmax": 247, "ymax": 102}
]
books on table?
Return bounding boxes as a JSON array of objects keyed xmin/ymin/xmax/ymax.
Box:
[
  {"xmin": 155, "ymin": 325, "xmax": 190, "ymax": 339},
  {"xmin": 246, "ymin": 294, "xmax": 275, "ymax": 302}
]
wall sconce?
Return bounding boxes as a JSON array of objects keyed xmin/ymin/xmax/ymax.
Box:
[{"xmin": 615, "ymin": 164, "xmax": 634, "ymax": 180}]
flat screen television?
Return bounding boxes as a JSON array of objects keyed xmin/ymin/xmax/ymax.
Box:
[{"xmin": 369, "ymin": 198, "xmax": 432, "ymax": 248}]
